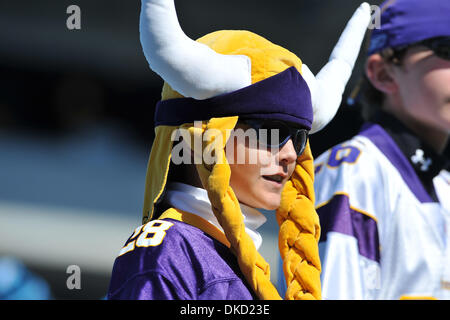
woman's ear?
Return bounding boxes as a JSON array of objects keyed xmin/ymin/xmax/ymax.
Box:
[{"xmin": 365, "ymin": 53, "xmax": 398, "ymax": 96}]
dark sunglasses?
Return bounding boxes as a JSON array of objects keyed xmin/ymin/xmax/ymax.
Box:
[
  {"xmin": 238, "ymin": 119, "xmax": 309, "ymax": 156},
  {"xmin": 422, "ymin": 36, "xmax": 450, "ymax": 60},
  {"xmin": 386, "ymin": 36, "xmax": 450, "ymax": 63}
]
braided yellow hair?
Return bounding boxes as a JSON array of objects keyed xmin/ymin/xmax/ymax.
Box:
[{"xmin": 277, "ymin": 142, "xmax": 321, "ymax": 299}]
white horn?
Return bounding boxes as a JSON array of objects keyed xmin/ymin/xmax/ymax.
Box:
[
  {"xmin": 139, "ymin": 0, "xmax": 252, "ymax": 100},
  {"xmin": 305, "ymin": 3, "xmax": 372, "ymax": 134}
]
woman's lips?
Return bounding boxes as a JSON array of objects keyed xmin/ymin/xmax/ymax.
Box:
[{"xmin": 262, "ymin": 174, "xmax": 286, "ymax": 186}]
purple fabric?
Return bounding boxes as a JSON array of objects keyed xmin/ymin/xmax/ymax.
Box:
[
  {"xmin": 107, "ymin": 218, "xmax": 256, "ymax": 300},
  {"xmin": 326, "ymin": 145, "xmax": 361, "ymax": 168},
  {"xmin": 314, "ymin": 163, "xmax": 323, "ymax": 174},
  {"xmin": 368, "ymin": 0, "xmax": 450, "ymax": 54},
  {"xmin": 359, "ymin": 123, "xmax": 433, "ymax": 203},
  {"xmin": 154, "ymin": 66, "xmax": 313, "ymax": 130},
  {"xmin": 318, "ymin": 194, "xmax": 380, "ymax": 263}
]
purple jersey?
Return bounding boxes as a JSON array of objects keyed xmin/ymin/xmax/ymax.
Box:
[{"xmin": 107, "ymin": 212, "xmax": 256, "ymax": 300}]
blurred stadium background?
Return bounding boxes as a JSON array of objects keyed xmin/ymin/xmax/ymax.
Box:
[{"xmin": 0, "ymin": 0, "xmax": 381, "ymax": 299}]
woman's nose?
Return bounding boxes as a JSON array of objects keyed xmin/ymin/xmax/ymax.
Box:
[{"xmin": 278, "ymin": 139, "xmax": 298, "ymax": 165}]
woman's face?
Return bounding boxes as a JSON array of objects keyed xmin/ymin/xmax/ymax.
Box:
[{"xmin": 225, "ymin": 124, "xmax": 298, "ymax": 210}]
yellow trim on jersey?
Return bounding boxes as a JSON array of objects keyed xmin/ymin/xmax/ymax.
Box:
[
  {"xmin": 325, "ymin": 145, "xmax": 363, "ymax": 169},
  {"xmin": 159, "ymin": 207, "xmax": 231, "ymax": 248},
  {"xmin": 399, "ymin": 296, "xmax": 438, "ymax": 300},
  {"xmin": 315, "ymin": 191, "xmax": 378, "ymax": 224},
  {"xmin": 441, "ymin": 279, "xmax": 450, "ymax": 290}
]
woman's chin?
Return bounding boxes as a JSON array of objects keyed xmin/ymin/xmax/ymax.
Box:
[
  {"xmin": 261, "ymin": 203, "xmax": 279, "ymax": 211},
  {"xmin": 238, "ymin": 192, "xmax": 281, "ymax": 211},
  {"xmin": 255, "ymin": 193, "xmax": 282, "ymax": 211}
]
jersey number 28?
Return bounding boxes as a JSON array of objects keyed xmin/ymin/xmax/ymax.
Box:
[{"xmin": 118, "ymin": 220, "xmax": 174, "ymax": 256}]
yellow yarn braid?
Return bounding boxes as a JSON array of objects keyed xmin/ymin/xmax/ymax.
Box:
[{"xmin": 276, "ymin": 141, "xmax": 322, "ymax": 300}]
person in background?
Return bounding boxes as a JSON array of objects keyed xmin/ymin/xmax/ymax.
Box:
[{"xmin": 314, "ymin": 0, "xmax": 450, "ymax": 299}]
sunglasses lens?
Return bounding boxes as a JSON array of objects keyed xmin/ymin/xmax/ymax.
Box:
[
  {"xmin": 259, "ymin": 121, "xmax": 291, "ymax": 146},
  {"xmin": 434, "ymin": 45, "xmax": 450, "ymax": 60},
  {"xmin": 293, "ymin": 130, "xmax": 308, "ymax": 155},
  {"xmin": 240, "ymin": 119, "xmax": 308, "ymax": 155},
  {"xmin": 428, "ymin": 37, "xmax": 450, "ymax": 60}
]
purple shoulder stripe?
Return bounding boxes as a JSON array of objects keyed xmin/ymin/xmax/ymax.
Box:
[
  {"xmin": 358, "ymin": 123, "xmax": 433, "ymax": 203},
  {"xmin": 318, "ymin": 194, "xmax": 380, "ymax": 263}
]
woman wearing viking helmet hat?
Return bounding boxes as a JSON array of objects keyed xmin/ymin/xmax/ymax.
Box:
[{"xmin": 107, "ymin": 0, "xmax": 371, "ymax": 300}]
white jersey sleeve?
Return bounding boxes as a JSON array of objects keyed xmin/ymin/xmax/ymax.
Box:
[
  {"xmin": 314, "ymin": 136, "xmax": 390, "ymax": 299},
  {"xmin": 314, "ymin": 123, "xmax": 450, "ymax": 300}
]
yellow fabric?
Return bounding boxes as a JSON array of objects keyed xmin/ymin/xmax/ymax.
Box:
[
  {"xmin": 144, "ymin": 30, "xmax": 321, "ymax": 300},
  {"xmin": 276, "ymin": 141, "xmax": 322, "ymax": 300},
  {"xmin": 142, "ymin": 125, "xmax": 177, "ymax": 224},
  {"xmin": 142, "ymin": 122, "xmax": 201, "ymax": 223},
  {"xmin": 159, "ymin": 207, "xmax": 231, "ymax": 248}
]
